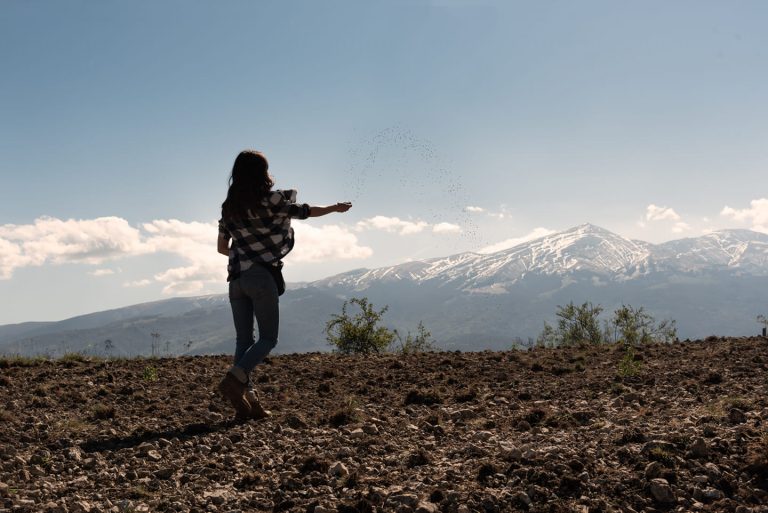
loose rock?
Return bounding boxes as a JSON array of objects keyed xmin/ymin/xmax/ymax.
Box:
[
  {"xmin": 649, "ymin": 478, "xmax": 675, "ymax": 504},
  {"xmin": 689, "ymin": 437, "xmax": 709, "ymax": 458},
  {"xmin": 328, "ymin": 461, "xmax": 349, "ymax": 478}
]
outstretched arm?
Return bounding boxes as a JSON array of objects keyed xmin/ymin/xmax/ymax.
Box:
[{"xmin": 308, "ymin": 202, "xmax": 352, "ymax": 218}]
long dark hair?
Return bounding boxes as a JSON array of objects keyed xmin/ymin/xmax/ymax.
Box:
[{"xmin": 221, "ymin": 150, "xmax": 275, "ymax": 219}]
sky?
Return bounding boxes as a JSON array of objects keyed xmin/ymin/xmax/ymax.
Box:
[{"xmin": 1, "ymin": 0, "xmax": 768, "ymax": 324}]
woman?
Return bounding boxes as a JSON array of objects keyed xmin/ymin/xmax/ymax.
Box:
[{"xmin": 217, "ymin": 150, "xmax": 351, "ymax": 419}]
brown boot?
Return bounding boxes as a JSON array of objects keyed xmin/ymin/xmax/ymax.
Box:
[
  {"xmin": 217, "ymin": 372, "xmax": 251, "ymax": 418},
  {"xmin": 244, "ymin": 389, "xmax": 271, "ymax": 420}
]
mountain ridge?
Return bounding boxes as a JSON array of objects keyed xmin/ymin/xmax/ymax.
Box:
[
  {"xmin": 312, "ymin": 224, "xmax": 768, "ymax": 292},
  {"xmin": 2, "ymin": 224, "xmax": 767, "ymax": 356}
]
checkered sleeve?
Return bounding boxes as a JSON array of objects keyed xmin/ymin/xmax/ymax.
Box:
[
  {"xmin": 218, "ymin": 219, "xmax": 231, "ymax": 240},
  {"xmin": 272, "ymin": 190, "xmax": 310, "ymax": 219},
  {"xmin": 287, "ymin": 203, "xmax": 310, "ymax": 220}
]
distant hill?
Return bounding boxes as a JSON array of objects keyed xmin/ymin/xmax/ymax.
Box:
[{"xmin": 2, "ymin": 224, "xmax": 767, "ymax": 357}]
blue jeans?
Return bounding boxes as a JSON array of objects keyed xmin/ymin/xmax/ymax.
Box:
[{"xmin": 229, "ymin": 265, "xmax": 279, "ymax": 377}]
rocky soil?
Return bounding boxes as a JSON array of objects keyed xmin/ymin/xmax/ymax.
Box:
[{"xmin": 1, "ymin": 337, "xmax": 767, "ymax": 513}]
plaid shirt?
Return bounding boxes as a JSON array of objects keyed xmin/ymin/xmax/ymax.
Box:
[{"xmin": 218, "ymin": 189, "xmax": 310, "ymax": 281}]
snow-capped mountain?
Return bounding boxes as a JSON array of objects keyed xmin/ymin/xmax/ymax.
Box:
[
  {"xmin": 654, "ymin": 229, "xmax": 768, "ymax": 273},
  {"xmin": 315, "ymin": 223, "xmax": 768, "ymax": 292},
  {"xmin": 2, "ymin": 224, "xmax": 767, "ymax": 357},
  {"xmin": 316, "ymin": 224, "xmax": 652, "ymax": 289}
]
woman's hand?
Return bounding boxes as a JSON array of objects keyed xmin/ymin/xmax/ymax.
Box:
[{"xmin": 335, "ymin": 202, "xmax": 352, "ymax": 213}]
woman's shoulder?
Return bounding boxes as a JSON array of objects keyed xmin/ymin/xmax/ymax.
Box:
[{"xmin": 265, "ymin": 189, "xmax": 298, "ymax": 205}]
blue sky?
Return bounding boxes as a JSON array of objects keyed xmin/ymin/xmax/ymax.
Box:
[{"xmin": 2, "ymin": 0, "xmax": 768, "ymax": 324}]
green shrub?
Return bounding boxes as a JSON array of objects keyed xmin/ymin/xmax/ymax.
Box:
[
  {"xmin": 142, "ymin": 365, "xmax": 158, "ymax": 382},
  {"xmin": 557, "ymin": 301, "xmax": 604, "ymax": 346},
  {"xmin": 608, "ymin": 305, "xmax": 677, "ymax": 345},
  {"xmin": 325, "ymin": 297, "xmax": 396, "ymax": 354},
  {"xmin": 536, "ymin": 301, "xmax": 604, "ymax": 347},
  {"xmin": 617, "ymin": 345, "xmax": 642, "ymax": 377},
  {"xmin": 536, "ymin": 322, "xmax": 557, "ymax": 347},
  {"xmin": 60, "ymin": 352, "xmax": 93, "ymax": 363},
  {"xmin": 538, "ymin": 302, "xmax": 677, "ymax": 348},
  {"xmin": 393, "ymin": 322, "xmax": 436, "ymax": 354}
]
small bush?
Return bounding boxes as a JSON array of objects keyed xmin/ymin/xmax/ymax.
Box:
[
  {"xmin": 617, "ymin": 345, "xmax": 642, "ymax": 377},
  {"xmin": 608, "ymin": 305, "xmax": 677, "ymax": 345},
  {"xmin": 60, "ymin": 352, "xmax": 92, "ymax": 363},
  {"xmin": 536, "ymin": 322, "xmax": 557, "ymax": 347},
  {"xmin": 537, "ymin": 302, "xmax": 603, "ymax": 347},
  {"xmin": 142, "ymin": 366, "xmax": 158, "ymax": 382},
  {"xmin": 325, "ymin": 298, "xmax": 395, "ymax": 354},
  {"xmin": 392, "ymin": 322, "xmax": 436, "ymax": 354},
  {"xmin": 557, "ymin": 302, "xmax": 604, "ymax": 346},
  {"xmin": 538, "ymin": 302, "xmax": 677, "ymax": 348}
]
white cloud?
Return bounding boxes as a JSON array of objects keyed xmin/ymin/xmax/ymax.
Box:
[
  {"xmin": 645, "ymin": 204, "xmax": 681, "ymax": 222},
  {"xmin": 432, "ymin": 222, "xmax": 462, "ymax": 234},
  {"xmin": 356, "ymin": 216, "xmax": 463, "ymax": 236},
  {"xmin": 0, "ymin": 238, "xmax": 24, "ymax": 280},
  {"xmin": 356, "ymin": 216, "xmax": 429, "ymax": 235},
  {"xmin": 0, "ymin": 216, "xmax": 148, "ymax": 268},
  {"xmin": 292, "ymin": 222, "xmax": 373, "ymax": 262},
  {"xmin": 0, "ymin": 215, "xmax": 375, "ymax": 294},
  {"xmin": 721, "ymin": 198, "xmax": 768, "ymax": 233},
  {"xmin": 478, "ymin": 227, "xmax": 555, "ymax": 254},
  {"xmin": 89, "ymin": 268, "xmax": 115, "ymax": 277},
  {"xmin": 642, "ymin": 204, "xmax": 696, "ymax": 235},
  {"xmin": 465, "ymin": 206, "xmax": 509, "ymax": 219},
  {"xmin": 156, "ymin": 280, "xmax": 205, "ymax": 295},
  {"xmin": 0, "ymin": 216, "xmax": 148, "ymax": 280},
  {"xmin": 136, "ymin": 219, "xmax": 224, "ymax": 295},
  {"xmin": 124, "ymin": 279, "xmax": 152, "ymax": 288},
  {"xmin": 153, "ymin": 265, "xmax": 220, "ymax": 295}
]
